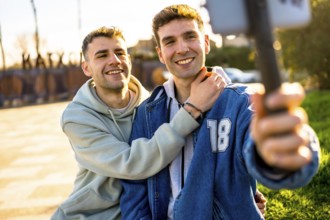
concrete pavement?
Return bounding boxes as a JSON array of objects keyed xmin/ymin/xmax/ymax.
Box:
[
  {"xmin": 0, "ymin": 102, "xmax": 77, "ymax": 220},
  {"xmin": 0, "ymin": 83, "xmax": 264, "ymax": 220}
]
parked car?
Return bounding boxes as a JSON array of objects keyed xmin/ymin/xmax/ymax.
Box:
[{"xmin": 223, "ymin": 67, "xmax": 261, "ymax": 83}]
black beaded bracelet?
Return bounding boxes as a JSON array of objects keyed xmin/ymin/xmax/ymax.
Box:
[{"xmin": 184, "ymin": 101, "xmax": 203, "ymax": 114}]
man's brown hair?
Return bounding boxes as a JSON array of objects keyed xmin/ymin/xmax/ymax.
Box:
[
  {"xmin": 152, "ymin": 4, "xmax": 205, "ymax": 47},
  {"xmin": 81, "ymin": 26, "xmax": 125, "ymax": 61}
]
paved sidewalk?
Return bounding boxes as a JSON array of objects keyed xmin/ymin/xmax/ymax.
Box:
[
  {"xmin": 0, "ymin": 102, "xmax": 77, "ymax": 220},
  {"xmin": 0, "ymin": 83, "xmax": 263, "ymax": 220}
]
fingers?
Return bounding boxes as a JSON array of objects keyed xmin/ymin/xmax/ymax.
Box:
[
  {"xmin": 252, "ymin": 110, "xmax": 312, "ymax": 170},
  {"xmin": 250, "ymin": 93, "xmax": 266, "ymax": 118},
  {"xmin": 251, "ymin": 83, "xmax": 306, "ymax": 117},
  {"xmin": 193, "ymin": 67, "xmax": 224, "ymax": 87},
  {"xmin": 251, "ymin": 83, "xmax": 312, "ymax": 171},
  {"xmin": 205, "ymin": 71, "xmax": 227, "ymax": 89},
  {"xmin": 255, "ymin": 109, "xmax": 307, "ymax": 137},
  {"xmin": 205, "ymin": 71, "xmax": 212, "ymax": 77},
  {"xmin": 265, "ymin": 82, "xmax": 305, "ymax": 110},
  {"xmin": 255, "ymin": 191, "xmax": 267, "ymax": 216},
  {"xmin": 259, "ymin": 139, "xmax": 312, "ymax": 170},
  {"xmin": 189, "ymin": 67, "xmax": 226, "ymax": 113},
  {"xmin": 257, "ymin": 202, "xmax": 266, "ymax": 216},
  {"xmin": 252, "ymin": 114, "xmax": 312, "ymax": 170},
  {"xmin": 193, "ymin": 67, "xmax": 226, "ymax": 92},
  {"xmin": 255, "ymin": 190, "xmax": 267, "ymax": 203},
  {"xmin": 256, "ymin": 202, "xmax": 266, "ymax": 210},
  {"xmin": 193, "ymin": 66, "xmax": 208, "ymax": 83}
]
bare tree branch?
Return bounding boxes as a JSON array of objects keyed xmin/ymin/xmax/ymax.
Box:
[
  {"xmin": 30, "ymin": 0, "xmax": 40, "ymax": 56},
  {"xmin": 0, "ymin": 23, "xmax": 6, "ymax": 71}
]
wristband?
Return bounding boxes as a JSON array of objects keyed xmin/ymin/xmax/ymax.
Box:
[
  {"xmin": 184, "ymin": 102, "xmax": 204, "ymax": 121},
  {"xmin": 184, "ymin": 101, "xmax": 203, "ymax": 114}
]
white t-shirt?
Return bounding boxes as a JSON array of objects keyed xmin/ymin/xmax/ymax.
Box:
[{"xmin": 163, "ymin": 78, "xmax": 194, "ymax": 219}]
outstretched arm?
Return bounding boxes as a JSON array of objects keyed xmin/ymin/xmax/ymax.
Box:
[{"xmin": 246, "ymin": 83, "xmax": 320, "ymax": 189}]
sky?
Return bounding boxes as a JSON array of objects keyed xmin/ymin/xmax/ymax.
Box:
[{"xmin": 0, "ymin": 0, "xmax": 216, "ymax": 66}]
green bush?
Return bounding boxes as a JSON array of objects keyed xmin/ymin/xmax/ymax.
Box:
[{"xmin": 206, "ymin": 46, "xmax": 256, "ymax": 70}]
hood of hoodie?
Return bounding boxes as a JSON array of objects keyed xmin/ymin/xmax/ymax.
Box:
[
  {"xmin": 73, "ymin": 75, "xmax": 149, "ymax": 119},
  {"xmin": 66, "ymin": 75, "xmax": 150, "ymax": 142}
]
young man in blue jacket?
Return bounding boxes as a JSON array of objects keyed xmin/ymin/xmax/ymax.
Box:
[
  {"xmin": 51, "ymin": 26, "xmax": 228, "ymax": 220},
  {"xmin": 120, "ymin": 4, "xmax": 320, "ymax": 219}
]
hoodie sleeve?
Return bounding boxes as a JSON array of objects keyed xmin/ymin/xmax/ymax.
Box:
[{"xmin": 62, "ymin": 107, "xmax": 199, "ymax": 180}]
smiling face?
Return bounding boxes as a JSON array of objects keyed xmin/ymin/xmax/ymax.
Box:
[
  {"xmin": 82, "ymin": 36, "xmax": 131, "ymax": 93},
  {"xmin": 156, "ymin": 18, "xmax": 210, "ymax": 83}
]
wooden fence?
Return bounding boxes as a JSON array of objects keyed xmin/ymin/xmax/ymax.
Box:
[{"xmin": 0, "ymin": 60, "xmax": 168, "ymax": 108}]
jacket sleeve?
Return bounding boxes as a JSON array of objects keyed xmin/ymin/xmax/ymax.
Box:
[
  {"xmin": 62, "ymin": 107, "xmax": 198, "ymax": 179},
  {"xmin": 244, "ymin": 124, "xmax": 320, "ymax": 189}
]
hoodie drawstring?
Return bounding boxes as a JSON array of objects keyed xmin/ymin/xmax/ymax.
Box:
[{"xmin": 108, "ymin": 109, "xmax": 126, "ymax": 141}]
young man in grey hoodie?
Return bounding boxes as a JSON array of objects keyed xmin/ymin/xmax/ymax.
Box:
[
  {"xmin": 120, "ymin": 4, "xmax": 320, "ymax": 219},
  {"xmin": 51, "ymin": 26, "xmax": 232, "ymax": 219}
]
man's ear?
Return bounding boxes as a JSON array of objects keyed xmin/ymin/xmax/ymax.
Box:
[
  {"xmin": 156, "ymin": 46, "xmax": 165, "ymax": 64},
  {"xmin": 204, "ymin": 34, "xmax": 211, "ymax": 55},
  {"xmin": 128, "ymin": 54, "xmax": 132, "ymax": 66},
  {"xmin": 81, "ymin": 61, "xmax": 92, "ymax": 77},
  {"xmin": 127, "ymin": 54, "xmax": 133, "ymax": 72}
]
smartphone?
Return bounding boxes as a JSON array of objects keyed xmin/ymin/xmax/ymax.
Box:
[{"xmin": 205, "ymin": 0, "xmax": 311, "ymax": 35}]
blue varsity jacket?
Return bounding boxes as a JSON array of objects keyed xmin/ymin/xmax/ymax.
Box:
[{"xmin": 120, "ymin": 85, "xmax": 320, "ymax": 220}]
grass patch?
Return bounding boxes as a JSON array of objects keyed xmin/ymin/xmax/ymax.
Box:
[{"xmin": 258, "ymin": 90, "xmax": 330, "ymax": 219}]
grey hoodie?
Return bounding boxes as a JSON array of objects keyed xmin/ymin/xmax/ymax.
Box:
[{"xmin": 51, "ymin": 76, "xmax": 199, "ymax": 219}]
